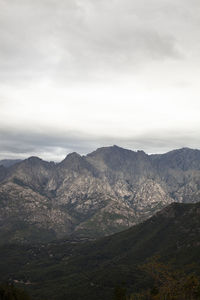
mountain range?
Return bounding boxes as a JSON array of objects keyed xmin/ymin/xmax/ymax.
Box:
[{"xmin": 1, "ymin": 145, "xmax": 200, "ymax": 243}]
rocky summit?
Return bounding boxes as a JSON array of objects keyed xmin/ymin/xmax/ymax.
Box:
[{"xmin": 1, "ymin": 146, "xmax": 200, "ymax": 243}]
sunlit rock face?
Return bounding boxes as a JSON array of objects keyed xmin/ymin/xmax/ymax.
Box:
[{"xmin": 1, "ymin": 146, "xmax": 200, "ymax": 243}]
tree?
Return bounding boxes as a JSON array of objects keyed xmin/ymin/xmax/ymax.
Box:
[
  {"xmin": 137, "ymin": 257, "xmax": 200, "ymax": 300},
  {"xmin": 112, "ymin": 286, "xmax": 127, "ymax": 300},
  {"xmin": 0, "ymin": 283, "xmax": 31, "ymax": 300}
]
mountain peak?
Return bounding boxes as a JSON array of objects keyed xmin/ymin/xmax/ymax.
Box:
[
  {"xmin": 152, "ymin": 147, "xmax": 200, "ymax": 171},
  {"xmin": 24, "ymin": 156, "xmax": 47, "ymax": 166},
  {"xmin": 27, "ymin": 156, "xmax": 42, "ymax": 162},
  {"xmin": 60, "ymin": 152, "xmax": 81, "ymax": 164},
  {"xmin": 112, "ymin": 145, "xmax": 124, "ymax": 150},
  {"xmin": 87, "ymin": 145, "xmax": 135, "ymax": 157},
  {"xmin": 67, "ymin": 152, "xmax": 81, "ymax": 158},
  {"xmin": 58, "ymin": 152, "xmax": 95, "ymax": 174}
]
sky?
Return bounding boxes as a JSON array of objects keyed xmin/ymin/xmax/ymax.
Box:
[{"xmin": 0, "ymin": 0, "xmax": 200, "ymax": 161}]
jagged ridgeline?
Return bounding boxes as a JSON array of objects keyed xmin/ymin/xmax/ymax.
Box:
[{"xmin": 1, "ymin": 146, "xmax": 200, "ymax": 243}]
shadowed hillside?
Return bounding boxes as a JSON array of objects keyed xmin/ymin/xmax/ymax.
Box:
[{"xmin": 0, "ymin": 201, "xmax": 200, "ymax": 299}]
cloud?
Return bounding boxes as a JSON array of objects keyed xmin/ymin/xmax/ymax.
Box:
[
  {"xmin": 0, "ymin": 0, "xmax": 200, "ymax": 159},
  {"xmin": 0, "ymin": 0, "xmax": 185, "ymax": 84},
  {"xmin": 0, "ymin": 127, "xmax": 200, "ymax": 161}
]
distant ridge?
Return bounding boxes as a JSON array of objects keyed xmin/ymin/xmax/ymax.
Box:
[{"xmin": 0, "ymin": 159, "xmax": 22, "ymax": 168}]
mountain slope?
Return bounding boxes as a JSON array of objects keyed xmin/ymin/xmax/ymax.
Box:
[
  {"xmin": 0, "ymin": 201, "xmax": 200, "ymax": 300},
  {"xmin": 1, "ymin": 146, "xmax": 200, "ymax": 242}
]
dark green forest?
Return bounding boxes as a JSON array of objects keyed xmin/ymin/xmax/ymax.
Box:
[
  {"xmin": 1, "ymin": 202, "xmax": 200, "ymax": 300},
  {"xmin": 113, "ymin": 258, "xmax": 200, "ymax": 300},
  {"xmin": 0, "ymin": 284, "xmax": 31, "ymax": 300}
]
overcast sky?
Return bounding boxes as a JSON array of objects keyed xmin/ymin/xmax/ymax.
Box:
[{"xmin": 0, "ymin": 0, "xmax": 200, "ymax": 161}]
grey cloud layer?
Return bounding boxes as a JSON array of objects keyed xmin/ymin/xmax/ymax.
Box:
[
  {"xmin": 0, "ymin": 0, "xmax": 192, "ymax": 82},
  {"xmin": 0, "ymin": 128, "xmax": 199, "ymax": 161}
]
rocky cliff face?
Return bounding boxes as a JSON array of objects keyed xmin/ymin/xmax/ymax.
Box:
[{"xmin": 1, "ymin": 146, "xmax": 200, "ymax": 243}]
